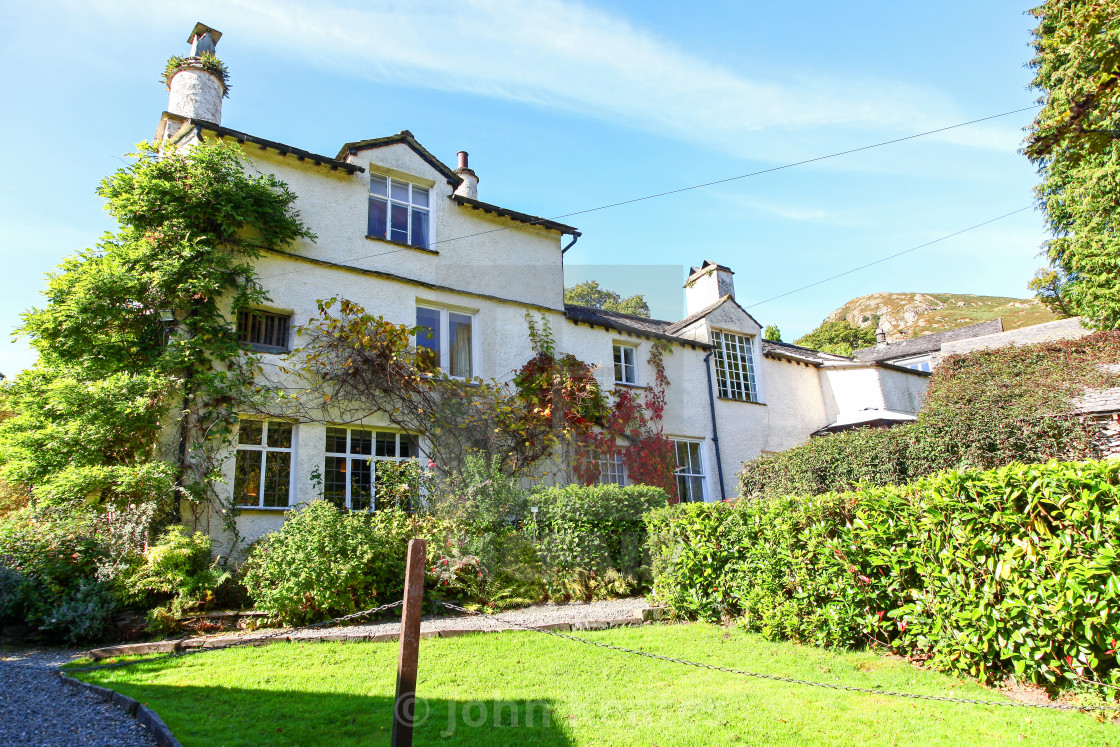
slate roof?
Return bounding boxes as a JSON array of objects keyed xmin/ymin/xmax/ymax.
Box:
[
  {"xmin": 1072, "ymin": 387, "xmax": 1120, "ymax": 415},
  {"xmin": 812, "ymin": 408, "xmax": 918, "ymax": 436},
  {"xmin": 563, "ymin": 305, "xmax": 707, "ymax": 348},
  {"xmin": 852, "ymin": 319, "xmax": 1004, "ymax": 363},
  {"xmin": 451, "ymin": 195, "xmax": 579, "ymax": 235},
  {"xmin": 169, "ymin": 114, "xmax": 364, "ymax": 173},
  {"xmin": 761, "ymin": 340, "xmax": 830, "ymax": 366},
  {"xmin": 1072, "ymin": 365, "xmax": 1120, "ymax": 415}
]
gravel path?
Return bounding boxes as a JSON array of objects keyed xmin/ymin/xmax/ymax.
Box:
[
  {"xmin": 0, "ymin": 648, "xmax": 157, "ymax": 747},
  {"xmin": 288, "ymin": 596, "xmax": 650, "ymax": 639}
]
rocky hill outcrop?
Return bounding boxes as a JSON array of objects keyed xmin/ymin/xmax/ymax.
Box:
[{"xmin": 825, "ymin": 293, "xmax": 1059, "ymax": 343}]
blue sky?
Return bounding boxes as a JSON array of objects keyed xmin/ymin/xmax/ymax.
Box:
[{"xmin": 0, "ymin": 1, "xmax": 1045, "ymax": 374}]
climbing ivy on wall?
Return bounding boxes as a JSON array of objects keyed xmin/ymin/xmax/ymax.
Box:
[{"xmin": 0, "ymin": 140, "xmax": 311, "ymax": 538}]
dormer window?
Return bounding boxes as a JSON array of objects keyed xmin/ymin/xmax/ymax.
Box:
[{"xmin": 369, "ymin": 173, "xmax": 429, "ymax": 249}]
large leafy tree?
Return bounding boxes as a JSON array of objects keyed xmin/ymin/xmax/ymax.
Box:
[
  {"xmin": 794, "ymin": 320, "xmax": 876, "ymax": 356},
  {"xmin": 1025, "ymin": 0, "xmax": 1120, "ymax": 328},
  {"xmin": 0, "ymin": 141, "xmax": 310, "ymax": 514},
  {"xmin": 564, "ymin": 280, "xmax": 651, "ymax": 318}
]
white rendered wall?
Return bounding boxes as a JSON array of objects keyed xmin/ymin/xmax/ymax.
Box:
[
  {"xmin": 760, "ymin": 357, "xmax": 832, "ymax": 453},
  {"xmin": 235, "ymin": 144, "xmax": 567, "ymax": 312}
]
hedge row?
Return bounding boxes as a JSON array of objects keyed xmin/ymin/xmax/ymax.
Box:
[
  {"xmin": 648, "ymin": 460, "xmax": 1120, "ymax": 687},
  {"xmin": 739, "ymin": 332, "xmax": 1120, "ymax": 500},
  {"xmin": 532, "ymin": 483, "xmax": 667, "ymax": 575}
]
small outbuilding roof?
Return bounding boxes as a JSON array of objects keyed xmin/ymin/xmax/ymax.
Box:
[{"xmin": 812, "ymin": 408, "xmax": 917, "ymax": 436}]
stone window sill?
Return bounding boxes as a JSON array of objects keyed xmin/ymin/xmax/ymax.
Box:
[
  {"xmin": 365, "ymin": 235, "xmax": 439, "ymax": 255},
  {"xmin": 717, "ymin": 397, "xmax": 766, "ymax": 406}
]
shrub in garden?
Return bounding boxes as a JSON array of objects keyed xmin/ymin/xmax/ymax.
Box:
[
  {"xmin": 649, "ymin": 459, "xmax": 1120, "ymax": 691},
  {"xmin": 121, "ymin": 526, "xmax": 229, "ymax": 632},
  {"xmin": 0, "ymin": 503, "xmax": 117, "ymax": 637},
  {"xmin": 738, "ymin": 425, "xmax": 914, "ymax": 500},
  {"xmin": 421, "ymin": 457, "xmax": 545, "ymax": 610},
  {"xmin": 532, "ymin": 483, "xmax": 667, "ymax": 599},
  {"xmin": 37, "ymin": 580, "xmax": 118, "ymax": 644},
  {"xmin": 242, "ymin": 500, "xmax": 414, "ymax": 624}
]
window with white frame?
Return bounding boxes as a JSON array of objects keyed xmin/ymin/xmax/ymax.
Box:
[
  {"xmin": 233, "ymin": 419, "xmax": 294, "ymax": 508},
  {"xmin": 236, "ymin": 309, "xmax": 291, "ymax": 352},
  {"xmin": 613, "ymin": 343, "xmax": 637, "ymax": 385},
  {"xmin": 673, "ymin": 439, "xmax": 706, "ymax": 503},
  {"xmin": 598, "ymin": 453, "xmax": 629, "ymax": 486},
  {"xmin": 711, "ymin": 330, "xmax": 757, "ymax": 402},
  {"xmin": 416, "ymin": 305, "xmax": 474, "ymax": 377},
  {"xmin": 368, "ymin": 173, "xmax": 430, "ymax": 249},
  {"xmin": 323, "ymin": 427, "xmax": 419, "ymax": 511}
]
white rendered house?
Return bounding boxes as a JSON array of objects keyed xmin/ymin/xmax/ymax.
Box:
[{"xmin": 158, "ymin": 26, "xmax": 929, "ymax": 550}]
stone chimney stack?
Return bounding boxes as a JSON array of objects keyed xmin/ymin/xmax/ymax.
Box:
[
  {"xmin": 167, "ymin": 23, "xmax": 226, "ymax": 125},
  {"xmin": 453, "ymin": 151, "xmax": 479, "ymax": 199},
  {"xmin": 875, "ymin": 327, "xmax": 888, "ymax": 346},
  {"xmin": 684, "ymin": 260, "xmax": 735, "ymax": 316}
]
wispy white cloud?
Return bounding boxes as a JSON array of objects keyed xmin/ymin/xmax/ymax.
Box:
[{"xmin": 56, "ymin": 0, "xmax": 1026, "ymax": 163}]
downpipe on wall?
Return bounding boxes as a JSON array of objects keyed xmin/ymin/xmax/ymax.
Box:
[{"xmin": 703, "ymin": 351, "xmax": 727, "ymax": 501}]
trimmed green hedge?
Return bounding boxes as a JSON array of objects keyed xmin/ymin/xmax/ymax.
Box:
[
  {"xmin": 648, "ymin": 460, "xmax": 1120, "ymax": 687},
  {"xmin": 532, "ymin": 484, "xmax": 667, "ymax": 575}
]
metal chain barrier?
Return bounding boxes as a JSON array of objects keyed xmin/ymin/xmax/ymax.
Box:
[
  {"xmin": 435, "ymin": 601, "xmax": 1120, "ymax": 714},
  {"xmin": 62, "ymin": 599, "xmax": 405, "ymax": 674}
]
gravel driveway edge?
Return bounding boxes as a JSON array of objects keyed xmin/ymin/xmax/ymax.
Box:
[{"xmin": 58, "ymin": 675, "xmax": 181, "ymax": 747}]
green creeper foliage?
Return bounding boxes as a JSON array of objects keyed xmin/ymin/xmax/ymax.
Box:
[
  {"xmin": 564, "ymin": 280, "xmax": 651, "ymax": 318},
  {"xmin": 0, "ymin": 139, "xmax": 311, "ymax": 509},
  {"xmin": 649, "ymin": 460, "xmax": 1120, "ymax": 690},
  {"xmin": 739, "ymin": 331, "xmax": 1120, "ymax": 500},
  {"xmin": 1026, "ymin": 1, "xmax": 1120, "ymax": 328},
  {"xmin": 164, "ymin": 52, "xmax": 230, "ymax": 96},
  {"xmin": 793, "ymin": 319, "xmax": 876, "ymax": 356}
]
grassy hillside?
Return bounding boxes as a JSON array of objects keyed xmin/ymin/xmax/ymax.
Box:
[{"xmin": 825, "ymin": 292, "xmax": 1061, "ymax": 342}]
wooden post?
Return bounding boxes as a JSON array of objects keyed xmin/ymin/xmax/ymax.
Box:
[{"xmin": 391, "ymin": 538, "xmax": 426, "ymax": 747}]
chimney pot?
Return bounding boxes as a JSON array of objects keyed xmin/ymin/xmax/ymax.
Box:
[
  {"xmin": 453, "ymin": 151, "xmax": 479, "ymax": 200},
  {"xmin": 166, "ymin": 24, "xmax": 225, "ymax": 126}
]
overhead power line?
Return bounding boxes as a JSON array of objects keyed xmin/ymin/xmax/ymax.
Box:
[
  {"xmin": 255, "ymin": 104, "xmax": 1039, "ymax": 283},
  {"xmin": 744, "ymin": 205, "xmax": 1035, "ymax": 309}
]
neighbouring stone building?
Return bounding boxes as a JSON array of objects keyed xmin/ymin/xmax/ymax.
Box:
[
  {"xmin": 157, "ymin": 26, "xmax": 929, "ymax": 550},
  {"xmin": 854, "ymin": 316, "xmax": 1092, "ymax": 372}
]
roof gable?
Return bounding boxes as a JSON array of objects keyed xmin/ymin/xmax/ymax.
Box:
[
  {"xmin": 664, "ymin": 296, "xmax": 762, "ymax": 336},
  {"xmin": 337, "ymin": 130, "xmax": 461, "ymax": 186}
]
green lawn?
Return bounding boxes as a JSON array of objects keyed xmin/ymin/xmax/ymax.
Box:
[{"xmin": 70, "ymin": 624, "xmax": 1116, "ymax": 746}]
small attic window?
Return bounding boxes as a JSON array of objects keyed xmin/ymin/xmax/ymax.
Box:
[{"xmin": 369, "ymin": 173, "xmax": 430, "ymax": 249}]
